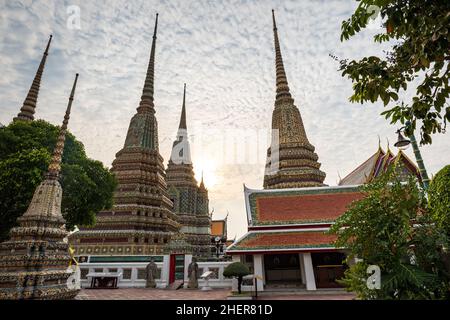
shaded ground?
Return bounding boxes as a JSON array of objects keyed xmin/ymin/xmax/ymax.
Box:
[{"xmin": 75, "ymin": 288, "xmax": 356, "ymax": 300}]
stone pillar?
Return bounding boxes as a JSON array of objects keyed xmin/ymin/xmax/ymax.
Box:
[
  {"xmin": 183, "ymin": 254, "xmax": 193, "ymax": 288},
  {"xmin": 160, "ymin": 255, "xmax": 171, "ymax": 288},
  {"xmin": 299, "ymin": 253, "xmax": 306, "ymax": 285},
  {"xmin": 303, "ymin": 253, "xmax": 316, "ymax": 290},
  {"xmin": 253, "ymin": 254, "xmax": 264, "ymax": 292}
]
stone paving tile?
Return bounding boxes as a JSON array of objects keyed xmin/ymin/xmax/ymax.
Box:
[{"xmin": 75, "ymin": 289, "xmax": 356, "ymax": 300}]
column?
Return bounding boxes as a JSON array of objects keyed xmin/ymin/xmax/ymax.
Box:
[
  {"xmin": 183, "ymin": 254, "xmax": 193, "ymax": 288},
  {"xmin": 160, "ymin": 255, "xmax": 170, "ymax": 288},
  {"xmin": 303, "ymin": 253, "xmax": 316, "ymax": 291},
  {"xmin": 299, "ymin": 253, "xmax": 306, "ymax": 285},
  {"xmin": 253, "ymin": 254, "xmax": 264, "ymax": 292}
]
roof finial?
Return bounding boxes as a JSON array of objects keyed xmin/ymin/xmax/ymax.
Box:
[
  {"xmin": 179, "ymin": 83, "xmax": 187, "ymax": 129},
  {"xmin": 272, "ymin": 10, "xmax": 292, "ymax": 106},
  {"xmin": 46, "ymin": 73, "xmax": 79, "ymax": 180},
  {"xmin": 14, "ymin": 35, "xmax": 53, "ymax": 122},
  {"xmin": 199, "ymin": 171, "xmax": 206, "ymax": 189},
  {"xmin": 138, "ymin": 13, "xmax": 158, "ymax": 112}
]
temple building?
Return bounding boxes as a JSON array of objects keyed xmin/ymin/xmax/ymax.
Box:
[
  {"xmin": 211, "ymin": 215, "xmax": 234, "ymax": 258},
  {"xmin": 70, "ymin": 14, "xmax": 191, "ymax": 258},
  {"xmin": 14, "ymin": 35, "xmax": 52, "ymax": 122},
  {"xmin": 339, "ymin": 145, "xmax": 420, "ymax": 185},
  {"xmin": 0, "ymin": 74, "xmax": 80, "ymax": 300},
  {"xmin": 166, "ymin": 84, "xmax": 211, "ymax": 257}
]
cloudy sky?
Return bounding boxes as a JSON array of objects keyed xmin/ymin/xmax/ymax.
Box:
[{"xmin": 1, "ymin": 0, "xmax": 448, "ymax": 238}]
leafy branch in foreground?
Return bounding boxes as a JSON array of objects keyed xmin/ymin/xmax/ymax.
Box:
[
  {"xmin": 329, "ymin": 167, "xmax": 450, "ymax": 299},
  {"xmin": 337, "ymin": 0, "xmax": 449, "ymax": 144}
]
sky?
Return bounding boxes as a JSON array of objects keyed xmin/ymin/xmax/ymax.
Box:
[{"xmin": 0, "ymin": 0, "xmax": 448, "ymax": 239}]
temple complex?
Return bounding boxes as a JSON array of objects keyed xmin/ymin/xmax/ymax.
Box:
[
  {"xmin": 0, "ymin": 74, "xmax": 80, "ymax": 300},
  {"xmin": 70, "ymin": 14, "xmax": 191, "ymax": 258},
  {"xmin": 263, "ymin": 11, "xmax": 326, "ymax": 190},
  {"xmin": 14, "ymin": 35, "xmax": 52, "ymax": 122},
  {"xmin": 166, "ymin": 84, "xmax": 211, "ymax": 257}
]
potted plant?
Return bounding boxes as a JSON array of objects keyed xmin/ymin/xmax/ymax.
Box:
[{"xmin": 223, "ymin": 262, "xmax": 250, "ymax": 294}]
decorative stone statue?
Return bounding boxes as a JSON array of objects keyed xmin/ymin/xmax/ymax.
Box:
[
  {"xmin": 145, "ymin": 258, "xmax": 158, "ymax": 288},
  {"xmin": 187, "ymin": 257, "xmax": 199, "ymax": 289}
]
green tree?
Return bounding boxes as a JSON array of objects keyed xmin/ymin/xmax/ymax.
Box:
[
  {"xmin": 0, "ymin": 120, "xmax": 117, "ymax": 240},
  {"xmin": 337, "ymin": 0, "xmax": 449, "ymax": 144},
  {"xmin": 428, "ymin": 165, "xmax": 450, "ymax": 234},
  {"xmin": 329, "ymin": 168, "xmax": 449, "ymax": 299},
  {"xmin": 223, "ymin": 262, "xmax": 251, "ymax": 294}
]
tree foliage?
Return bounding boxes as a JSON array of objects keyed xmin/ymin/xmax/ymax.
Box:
[
  {"xmin": 338, "ymin": 0, "xmax": 450, "ymax": 144},
  {"xmin": 0, "ymin": 120, "xmax": 117, "ymax": 241},
  {"xmin": 329, "ymin": 168, "xmax": 449, "ymax": 299},
  {"xmin": 428, "ymin": 165, "xmax": 450, "ymax": 235},
  {"xmin": 223, "ymin": 262, "xmax": 251, "ymax": 294}
]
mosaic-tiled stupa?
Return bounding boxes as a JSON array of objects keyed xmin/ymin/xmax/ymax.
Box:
[
  {"xmin": 70, "ymin": 14, "xmax": 191, "ymax": 256},
  {"xmin": 0, "ymin": 74, "xmax": 80, "ymax": 300},
  {"xmin": 166, "ymin": 84, "xmax": 211, "ymax": 257},
  {"xmin": 263, "ymin": 10, "xmax": 326, "ymax": 189}
]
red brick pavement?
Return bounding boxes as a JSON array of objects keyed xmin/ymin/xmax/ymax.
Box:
[{"xmin": 75, "ymin": 289, "xmax": 355, "ymax": 300}]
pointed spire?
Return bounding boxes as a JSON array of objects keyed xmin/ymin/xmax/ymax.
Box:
[
  {"xmin": 14, "ymin": 35, "xmax": 53, "ymax": 122},
  {"xmin": 46, "ymin": 73, "xmax": 79, "ymax": 180},
  {"xmin": 179, "ymin": 83, "xmax": 187, "ymax": 130},
  {"xmin": 199, "ymin": 171, "xmax": 206, "ymax": 190},
  {"xmin": 138, "ymin": 13, "xmax": 158, "ymax": 112},
  {"xmin": 272, "ymin": 10, "xmax": 293, "ymax": 105}
]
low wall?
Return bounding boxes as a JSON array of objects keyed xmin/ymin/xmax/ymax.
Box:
[{"xmin": 79, "ymin": 260, "xmax": 233, "ymax": 289}]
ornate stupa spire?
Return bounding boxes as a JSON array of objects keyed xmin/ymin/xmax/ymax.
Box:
[
  {"xmin": 179, "ymin": 83, "xmax": 187, "ymax": 130},
  {"xmin": 138, "ymin": 13, "xmax": 158, "ymax": 113},
  {"xmin": 70, "ymin": 14, "xmax": 190, "ymax": 258},
  {"xmin": 165, "ymin": 85, "xmax": 210, "ymax": 257},
  {"xmin": 14, "ymin": 35, "xmax": 52, "ymax": 122},
  {"xmin": 272, "ymin": 10, "xmax": 293, "ymax": 106},
  {"xmin": 46, "ymin": 73, "xmax": 78, "ymax": 180},
  {"xmin": 169, "ymin": 83, "xmax": 192, "ymax": 165},
  {"xmin": 263, "ymin": 10, "xmax": 326, "ymax": 189},
  {"xmin": 0, "ymin": 74, "xmax": 80, "ymax": 300}
]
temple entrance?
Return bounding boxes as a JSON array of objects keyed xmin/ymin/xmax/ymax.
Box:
[
  {"xmin": 264, "ymin": 253, "xmax": 302, "ymax": 286},
  {"xmin": 169, "ymin": 254, "xmax": 185, "ymax": 284},
  {"xmin": 311, "ymin": 252, "xmax": 346, "ymax": 288}
]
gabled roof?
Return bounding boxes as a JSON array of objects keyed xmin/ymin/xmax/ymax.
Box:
[
  {"xmin": 339, "ymin": 148, "xmax": 385, "ymax": 186},
  {"xmin": 244, "ymin": 185, "xmax": 363, "ymax": 227},
  {"xmin": 227, "ymin": 229, "xmax": 338, "ymax": 253},
  {"xmin": 339, "ymin": 146, "xmax": 420, "ymax": 186}
]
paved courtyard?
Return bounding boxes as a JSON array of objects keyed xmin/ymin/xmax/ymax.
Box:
[{"xmin": 75, "ymin": 288, "xmax": 356, "ymax": 300}]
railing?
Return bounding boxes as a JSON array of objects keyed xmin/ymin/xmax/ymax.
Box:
[
  {"xmin": 79, "ymin": 262, "xmax": 167, "ymax": 288},
  {"xmin": 191, "ymin": 261, "xmax": 232, "ymax": 288}
]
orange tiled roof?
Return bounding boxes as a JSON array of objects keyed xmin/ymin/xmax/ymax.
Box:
[
  {"xmin": 228, "ymin": 230, "xmax": 337, "ymax": 252},
  {"xmin": 249, "ymin": 189, "xmax": 364, "ymax": 226}
]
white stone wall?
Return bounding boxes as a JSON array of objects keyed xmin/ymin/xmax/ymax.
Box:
[{"xmin": 79, "ymin": 259, "xmax": 233, "ymax": 289}]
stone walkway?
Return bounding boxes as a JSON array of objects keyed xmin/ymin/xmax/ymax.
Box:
[{"xmin": 75, "ymin": 289, "xmax": 355, "ymax": 300}]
